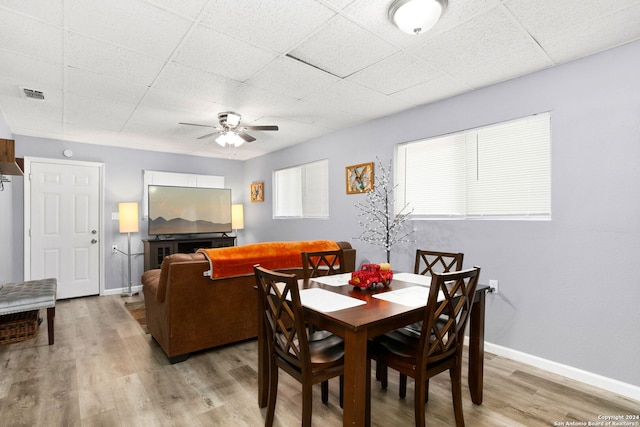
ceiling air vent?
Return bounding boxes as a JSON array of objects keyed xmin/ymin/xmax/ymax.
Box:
[{"xmin": 22, "ymin": 88, "xmax": 45, "ymax": 100}]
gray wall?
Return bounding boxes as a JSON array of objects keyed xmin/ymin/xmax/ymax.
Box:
[
  {"xmin": 3, "ymin": 136, "xmax": 244, "ymax": 291},
  {"xmin": 244, "ymin": 40, "xmax": 640, "ymax": 388}
]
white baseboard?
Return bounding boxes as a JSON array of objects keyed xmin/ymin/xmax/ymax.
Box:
[
  {"xmin": 482, "ymin": 340, "xmax": 640, "ymax": 402},
  {"xmin": 102, "ymin": 285, "xmax": 143, "ymax": 296}
]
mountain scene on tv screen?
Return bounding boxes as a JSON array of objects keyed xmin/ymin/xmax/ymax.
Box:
[{"xmin": 150, "ymin": 217, "xmax": 231, "ymax": 234}]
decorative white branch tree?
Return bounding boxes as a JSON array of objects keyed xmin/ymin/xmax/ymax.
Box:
[{"xmin": 355, "ymin": 158, "xmax": 414, "ymax": 263}]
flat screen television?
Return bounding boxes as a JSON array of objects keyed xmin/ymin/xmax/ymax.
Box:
[{"xmin": 148, "ymin": 185, "xmax": 232, "ymax": 236}]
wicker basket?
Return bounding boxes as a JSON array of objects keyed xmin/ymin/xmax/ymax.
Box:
[{"xmin": 0, "ymin": 310, "xmax": 40, "ymax": 344}]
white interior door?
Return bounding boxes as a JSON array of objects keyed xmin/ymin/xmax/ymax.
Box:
[{"xmin": 26, "ymin": 159, "xmax": 102, "ymax": 299}]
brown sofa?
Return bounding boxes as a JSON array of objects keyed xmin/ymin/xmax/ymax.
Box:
[{"xmin": 141, "ymin": 240, "xmax": 356, "ymax": 363}]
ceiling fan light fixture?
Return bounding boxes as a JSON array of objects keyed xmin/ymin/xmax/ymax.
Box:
[
  {"xmin": 215, "ymin": 133, "xmax": 227, "ymax": 147},
  {"xmin": 228, "ymin": 132, "xmax": 245, "ymax": 147},
  {"xmin": 389, "ymin": 0, "xmax": 446, "ymax": 35}
]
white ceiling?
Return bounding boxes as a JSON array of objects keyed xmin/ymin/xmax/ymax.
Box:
[{"xmin": 1, "ymin": 0, "xmax": 640, "ymax": 161}]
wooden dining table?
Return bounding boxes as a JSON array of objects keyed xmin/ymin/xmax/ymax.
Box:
[{"xmin": 256, "ymin": 272, "xmax": 489, "ymax": 427}]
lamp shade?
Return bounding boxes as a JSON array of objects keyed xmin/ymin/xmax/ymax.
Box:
[
  {"xmin": 118, "ymin": 202, "xmax": 139, "ymax": 233},
  {"xmin": 389, "ymin": 0, "xmax": 446, "ymax": 35},
  {"xmin": 232, "ymin": 204, "xmax": 244, "ymax": 230}
]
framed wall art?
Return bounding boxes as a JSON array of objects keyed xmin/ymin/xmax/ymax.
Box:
[
  {"xmin": 346, "ymin": 162, "xmax": 374, "ymax": 194},
  {"xmin": 250, "ymin": 182, "xmax": 264, "ymax": 202}
]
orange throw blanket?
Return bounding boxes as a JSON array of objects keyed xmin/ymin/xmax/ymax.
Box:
[{"xmin": 197, "ymin": 240, "xmax": 340, "ymax": 279}]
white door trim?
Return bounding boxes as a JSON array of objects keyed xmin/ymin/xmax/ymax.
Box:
[{"xmin": 23, "ymin": 156, "xmax": 105, "ymax": 296}]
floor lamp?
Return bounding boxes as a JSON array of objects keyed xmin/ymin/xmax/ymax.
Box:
[
  {"xmin": 118, "ymin": 202, "xmax": 139, "ymax": 297},
  {"xmin": 231, "ymin": 204, "xmax": 244, "ymax": 245}
]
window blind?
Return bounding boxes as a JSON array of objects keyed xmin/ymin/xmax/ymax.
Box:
[
  {"xmin": 395, "ymin": 113, "xmax": 551, "ymax": 219},
  {"xmin": 274, "ymin": 159, "xmax": 329, "ymax": 218}
]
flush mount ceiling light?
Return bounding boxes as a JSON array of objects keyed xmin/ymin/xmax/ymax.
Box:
[{"xmin": 388, "ymin": 0, "xmax": 447, "ymax": 35}]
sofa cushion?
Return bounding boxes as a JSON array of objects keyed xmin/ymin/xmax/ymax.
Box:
[{"xmin": 198, "ymin": 240, "xmax": 340, "ymax": 279}]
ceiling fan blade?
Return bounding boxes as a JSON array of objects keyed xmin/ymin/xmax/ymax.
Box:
[
  {"xmin": 197, "ymin": 131, "xmax": 221, "ymax": 140},
  {"xmin": 237, "ymin": 131, "xmax": 256, "ymax": 143},
  {"xmin": 243, "ymin": 125, "xmax": 279, "ymax": 131},
  {"xmin": 179, "ymin": 122, "xmax": 216, "ymax": 128}
]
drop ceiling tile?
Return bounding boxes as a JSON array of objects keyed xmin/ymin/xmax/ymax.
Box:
[
  {"xmin": 139, "ymin": 90, "xmax": 216, "ymax": 121},
  {"xmin": 391, "ymin": 74, "xmax": 472, "ymax": 107},
  {"xmin": 320, "ymin": 0, "xmax": 355, "ymax": 9},
  {"xmin": 347, "ymin": 51, "xmax": 442, "ymax": 95},
  {"xmin": 66, "ymin": 33, "xmax": 166, "ymax": 86},
  {"xmin": 0, "ymin": 0, "xmax": 64, "ymax": 25},
  {"xmin": 225, "ymin": 83, "xmax": 299, "ymax": 119},
  {"xmin": 65, "ymin": 94, "xmax": 136, "ymax": 129},
  {"xmin": 289, "ymin": 15, "xmax": 398, "ymax": 78},
  {"xmin": 65, "ymin": 0, "xmax": 193, "ymax": 59},
  {"xmin": 245, "ymin": 56, "xmax": 339, "ymax": 99},
  {"xmin": 503, "ymin": 0, "xmax": 640, "ymax": 43},
  {"xmin": 173, "ymin": 25, "xmax": 278, "ymax": 82},
  {"xmin": 450, "ymin": 45, "xmax": 554, "ymax": 89},
  {"xmin": 532, "ymin": 3, "xmax": 640, "ymax": 64},
  {"xmin": 65, "ymin": 67, "xmax": 149, "ymax": 104},
  {"xmin": 0, "ymin": 82, "xmax": 63, "ymax": 128},
  {"xmin": 344, "ymin": 0, "xmax": 502, "ymax": 49},
  {"xmin": 0, "ymin": 50, "xmax": 63, "ymax": 91},
  {"xmin": 0, "ymin": 8, "xmax": 63, "ymax": 64},
  {"xmin": 152, "ymin": 62, "xmax": 242, "ymax": 105},
  {"xmin": 144, "ymin": 0, "xmax": 209, "ymax": 20},
  {"xmin": 303, "ymin": 80, "xmax": 412, "ymax": 118},
  {"xmin": 408, "ymin": 6, "xmax": 534, "ymax": 74},
  {"xmin": 199, "ymin": 0, "xmax": 335, "ymax": 53},
  {"xmin": 271, "ymin": 98, "xmax": 368, "ymax": 130}
]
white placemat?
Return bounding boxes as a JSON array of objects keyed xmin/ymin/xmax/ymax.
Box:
[
  {"xmin": 392, "ymin": 272, "xmax": 433, "ymax": 287},
  {"xmin": 372, "ymin": 286, "xmax": 444, "ymax": 307},
  {"xmin": 309, "ymin": 272, "xmax": 352, "ymax": 287},
  {"xmin": 299, "ymin": 288, "xmax": 366, "ymax": 312}
]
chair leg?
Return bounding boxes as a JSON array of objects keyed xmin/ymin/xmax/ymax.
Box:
[
  {"xmin": 414, "ymin": 374, "xmax": 427, "ymax": 427},
  {"xmin": 266, "ymin": 362, "xmax": 278, "ymax": 427},
  {"xmin": 302, "ymin": 382, "xmax": 313, "ymax": 427},
  {"xmin": 321, "ymin": 380, "xmax": 329, "ymax": 403},
  {"xmin": 380, "ymin": 362, "xmax": 388, "ymax": 389},
  {"xmin": 399, "ymin": 373, "xmax": 407, "ymax": 398},
  {"xmin": 450, "ymin": 367, "xmax": 465, "ymax": 427}
]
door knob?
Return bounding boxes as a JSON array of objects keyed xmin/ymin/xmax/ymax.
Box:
[
  {"xmin": 91, "ymin": 239, "xmax": 98, "ymax": 244},
  {"xmin": 91, "ymin": 230, "xmax": 97, "ymax": 234}
]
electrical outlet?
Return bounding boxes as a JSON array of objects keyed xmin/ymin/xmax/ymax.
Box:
[
  {"xmin": 112, "ymin": 245, "xmax": 118, "ymax": 254},
  {"xmin": 489, "ymin": 279, "xmax": 499, "ymax": 294}
]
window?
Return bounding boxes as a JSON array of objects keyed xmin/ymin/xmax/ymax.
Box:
[
  {"xmin": 273, "ymin": 159, "xmax": 329, "ymax": 218},
  {"xmin": 395, "ymin": 113, "xmax": 551, "ymax": 219}
]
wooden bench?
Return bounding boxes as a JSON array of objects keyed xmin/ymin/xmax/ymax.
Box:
[{"xmin": 0, "ymin": 278, "xmax": 57, "ymax": 345}]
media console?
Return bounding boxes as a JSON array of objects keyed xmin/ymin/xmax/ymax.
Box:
[{"xmin": 143, "ymin": 236, "xmax": 235, "ymax": 271}]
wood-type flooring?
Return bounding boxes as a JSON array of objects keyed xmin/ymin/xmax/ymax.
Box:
[{"xmin": 0, "ymin": 295, "xmax": 637, "ymax": 426}]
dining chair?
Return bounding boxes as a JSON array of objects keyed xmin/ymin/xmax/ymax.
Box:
[
  {"xmin": 414, "ymin": 250, "xmax": 464, "ymax": 277},
  {"xmin": 300, "ymin": 249, "xmax": 346, "ymax": 402},
  {"xmin": 254, "ymin": 265, "xmax": 345, "ymax": 427},
  {"xmin": 369, "ymin": 267, "xmax": 481, "ymax": 427},
  {"xmin": 378, "ymin": 250, "xmax": 464, "ymax": 397},
  {"xmin": 301, "ymin": 249, "xmax": 345, "ymax": 281}
]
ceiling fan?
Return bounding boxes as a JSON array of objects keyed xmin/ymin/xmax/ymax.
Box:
[{"xmin": 180, "ymin": 112, "xmax": 279, "ymax": 147}]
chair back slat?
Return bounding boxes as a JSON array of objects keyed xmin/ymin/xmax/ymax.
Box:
[
  {"xmin": 301, "ymin": 250, "xmax": 345, "ymax": 281},
  {"xmin": 254, "ymin": 265, "xmax": 310, "ymax": 371},
  {"xmin": 414, "ymin": 250, "xmax": 464, "ymax": 276},
  {"xmin": 418, "ymin": 267, "xmax": 481, "ymax": 365}
]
